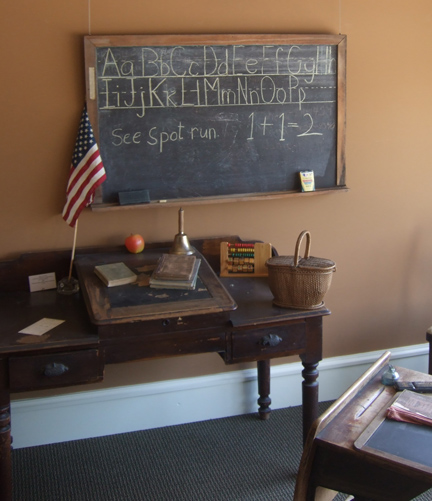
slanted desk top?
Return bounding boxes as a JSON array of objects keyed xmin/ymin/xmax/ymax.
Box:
[
  {"xmin": 355, "ymin": 391, "xmax": 432, "ymax": 472},
  {"xmin": 75, "ymin": 247, "xmax": 237, "ymax": 325}
]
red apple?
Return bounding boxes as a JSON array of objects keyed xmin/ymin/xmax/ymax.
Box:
[{"xmin": 125, "ymin": 233, "xmax": 145, "ymax": 253}]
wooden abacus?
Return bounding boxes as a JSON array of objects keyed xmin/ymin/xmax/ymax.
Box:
[{"xmin": 219, "ymin": 242, "xmax": 272, "ymax": 277}]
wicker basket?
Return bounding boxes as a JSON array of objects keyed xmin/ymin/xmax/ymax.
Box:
[{"xmin": 266, "ymin": 230, "xmax": 336, "ymax": 309}]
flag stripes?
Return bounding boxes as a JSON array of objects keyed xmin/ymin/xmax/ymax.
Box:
[{"xmin": 62, "ymin": 106, "xmax": 106, "ymax": 227}]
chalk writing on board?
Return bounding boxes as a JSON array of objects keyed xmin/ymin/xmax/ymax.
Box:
[
  {"xmin": 98, "ymin": 45, "xmax": 336, "ymax": 115},
  {"xmin": 86, "ymin": 38, "xmax": 345, "ymax": 204}
]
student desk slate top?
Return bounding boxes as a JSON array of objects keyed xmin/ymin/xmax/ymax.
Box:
[{"xmin": 0, "ymin": 236, "xmax": 330, "ymax": 501}]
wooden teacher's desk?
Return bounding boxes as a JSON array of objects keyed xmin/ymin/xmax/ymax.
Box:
[{"xmin": 0, "ymin": 237, "xmax": 330, "ymax": 500}]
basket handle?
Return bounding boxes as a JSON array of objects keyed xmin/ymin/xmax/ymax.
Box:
[{"xmin": 294, "ymin": 230, "xmax": 311, "ymax": 266}]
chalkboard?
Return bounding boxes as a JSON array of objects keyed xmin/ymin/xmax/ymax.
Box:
[{"xmin": 84, "ymin": 34, "xmax": 347, "ymax": 209}]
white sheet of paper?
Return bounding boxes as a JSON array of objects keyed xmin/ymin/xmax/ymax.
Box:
[{"xmin": 19, "ymin": 318, "xmax": 65, "ymax": 336}]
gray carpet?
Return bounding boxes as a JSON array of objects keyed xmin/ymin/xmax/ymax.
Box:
[{"xmin": 11, "ymin": 402, "xmax": 432, "ymax": 500}]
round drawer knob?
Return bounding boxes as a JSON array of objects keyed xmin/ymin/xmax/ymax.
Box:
[
  {"xmin": 44, "ymin": 362, "xmax": 69, "ymax": 377},
  {"xmin": 259, "ymin": 334, "xmax": 282, "ymax": 347}
]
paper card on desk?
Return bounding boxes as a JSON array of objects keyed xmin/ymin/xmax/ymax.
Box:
[
  {"xmin": 28, "ymin": 272, "xmax": 57, "ymax": 292},
  {"xmin": 19, "ymin": 318, "xmax": 65, "ymax": 336}
]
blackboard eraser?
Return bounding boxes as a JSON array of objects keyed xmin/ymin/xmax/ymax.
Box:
[{"xmin": 118, "ymin": 190, "xmax": 150, "ymax": 205}]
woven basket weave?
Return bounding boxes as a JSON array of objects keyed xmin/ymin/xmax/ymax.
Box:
[{"xmin": 266, "ymin": 230, "xmax": 336, "ymax": 309}]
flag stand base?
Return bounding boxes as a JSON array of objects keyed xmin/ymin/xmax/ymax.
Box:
[{"xmin": 57, "ymin": 276, "xmax": 80, "ymax": 295}]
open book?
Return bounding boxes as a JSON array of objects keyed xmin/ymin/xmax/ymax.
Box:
[{"xmin": 386, "ymin": 390, "xmax": 432, "ymax": 427}]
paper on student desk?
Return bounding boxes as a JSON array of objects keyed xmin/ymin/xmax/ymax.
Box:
[{"xmin": 19, "ymin": 318, "xmax": 65, "ymax": 336}]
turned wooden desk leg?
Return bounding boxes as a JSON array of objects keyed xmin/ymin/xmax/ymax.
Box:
[
  {"xmin": 301, "ymin": 361, "xmax": 319, "ymax": 445},
  {"xmin": 257, "ymin": 359, "xmax": 271, "ymax": 420},
  {"xmin": 0, "ymin": 393, "xmax": 12, "ymax": 501}
]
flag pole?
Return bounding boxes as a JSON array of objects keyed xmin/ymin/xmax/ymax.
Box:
[
  {"xmin": 59, "ymin": 104, "xmax": 105, "ymax": 294},
  {"xmin": 68, "ymin": 219, "xmax": 79, "ymax": 280},
  {"xmin": 58, "ymin": 219, "xmax": 80, "ymax": 295}
]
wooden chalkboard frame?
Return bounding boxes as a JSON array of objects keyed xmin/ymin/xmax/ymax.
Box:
[{"xmin": 84, "ymin": 34, "xmax": 347, "ymax": 210}]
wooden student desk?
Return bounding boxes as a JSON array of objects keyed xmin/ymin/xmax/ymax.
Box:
[
  {"xmin": 0, "ymin": 236, "xmax": 330, "ymax": 500},
  {"xmin": 295, "ymin": 351, "xmax": 432, "ymax": 501}
]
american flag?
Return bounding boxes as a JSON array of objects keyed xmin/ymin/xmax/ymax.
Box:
[{"xmin": 62, "ymin": 105, "xmax": 106, "ymax": 227}]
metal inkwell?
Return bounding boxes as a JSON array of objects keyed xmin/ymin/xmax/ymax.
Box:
[{"xmin": 381, "ymin": 365, "xmax": 400, "ymax": 386}]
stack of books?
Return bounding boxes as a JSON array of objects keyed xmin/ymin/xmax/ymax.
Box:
[{"xmin": 149, "ymin": 254, "xmax": 201, "ymax": 290}]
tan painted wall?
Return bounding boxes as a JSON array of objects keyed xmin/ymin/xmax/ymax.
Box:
[{"xmin": 3, "ymin": 0, "xmax": 432, "ymax": 396}]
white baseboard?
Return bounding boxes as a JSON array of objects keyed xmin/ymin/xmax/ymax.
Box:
[{"xmin": 10, "ymin": 344, "xmax": 429, "ymax": 449}]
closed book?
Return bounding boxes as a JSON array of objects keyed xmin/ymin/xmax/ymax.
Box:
[
  {"xmin": 150, "ymin": 259, "xmax": 201, "ymax": 290},
  {"xmin": 94, "ymin": 262, "xmax": 137, "ymax": 287},
  {"xmin": 152, "ymin": 253, "xmax": 197, "ymax": 281}
]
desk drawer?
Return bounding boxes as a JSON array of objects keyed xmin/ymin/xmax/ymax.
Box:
[
  {"xmin": 228, "ymin": 323, "xmax": 305, "ymax": 362},
  {"xmin": 9, "ymin": 349, "xmax": 103, "ymax": 392}
]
